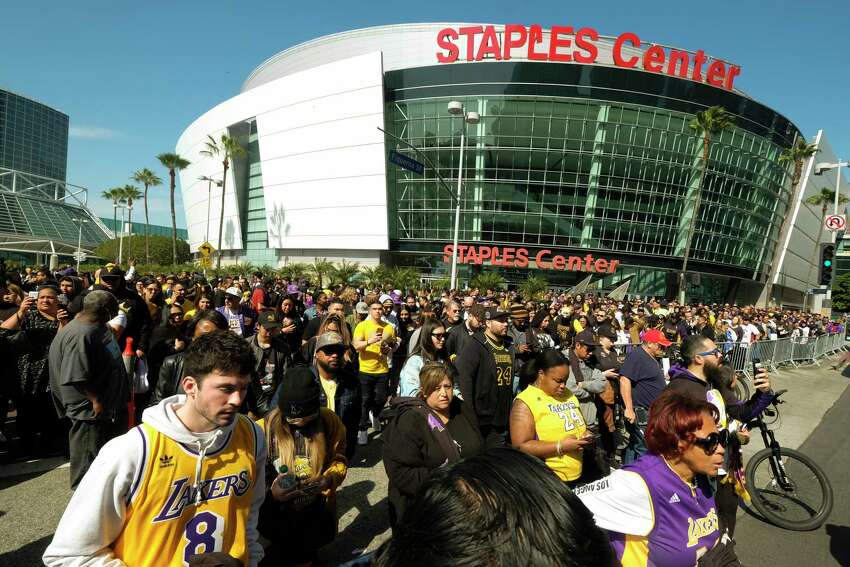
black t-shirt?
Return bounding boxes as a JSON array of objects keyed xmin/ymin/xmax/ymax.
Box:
[{"xmin": 485, "ymin": 337, "xmax": 513, "ymax": 429}]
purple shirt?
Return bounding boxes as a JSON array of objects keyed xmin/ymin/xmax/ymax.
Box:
[{"xmin": 576, "ymin": 453, "xmax": 720, "ymax": 566}]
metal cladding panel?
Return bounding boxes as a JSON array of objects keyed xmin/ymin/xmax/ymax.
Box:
[{"xmin": 177, "ymin": 52, "xmax": 387, "ymax": 253}]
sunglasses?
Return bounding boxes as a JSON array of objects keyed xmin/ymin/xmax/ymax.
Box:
[
  {"xmin": 697, "ymin": 349, "xmax": 721, "ymax": 358},
  {"xmin": 692, "ymin": 430, "xmax": 728, "ymax": 455},
  {"xmin": 432, "ymin": 332, "xmax": 446, "ymax": 339}
]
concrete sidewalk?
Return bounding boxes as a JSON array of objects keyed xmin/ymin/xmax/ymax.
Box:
[{"xmin": 741, "ymin": 358, "xmax": 850, "ymax": 460}]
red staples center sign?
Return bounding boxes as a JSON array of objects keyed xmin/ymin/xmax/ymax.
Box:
[
  {"xmin": 443, "ymin": 244, "xmax": 620, "ymax": 274},
  {"xmin": 435, "ymin": 25, "xmax": 741, "ymax": 92}
]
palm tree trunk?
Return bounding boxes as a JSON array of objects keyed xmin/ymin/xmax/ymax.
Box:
[
  {"xmin": 679, "ymin": 135, "xmax": 710, "ymax": 299},
  {"xmin": 144, "ymin": 184, "xmax": 150, "ymax": 265},
  {"xmin": 170, "ymin": 170, "xmax": 178, "ymax": 266},
  {"xmin": 216, "ymin": 160, "xmax": 228, "ymax": 270},
  {"xmin": 127, "ymin": 202, "xmax": 133, "ymax": 260}
]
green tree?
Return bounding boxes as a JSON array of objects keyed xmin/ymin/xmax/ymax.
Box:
[
  {"xmin": 804, "ymin": 188, "xmax": 848, "ymax": 293},
  {"xmin": 200, "ymin": 134, "xmax": 246, "ymax": 269},
  {"xmin": 94, "ymin": 234, "xmax": 190, "ymax": 266},
  {"xmin": 430, "ymin": 277, "xmax": 452, "ymax": 291},
  {"xmin": 831, "ymin": 272, "xmax": 850, "ymax": 312},
  {"xmin": 680, "ymin": 105, "xmax": 735, "ymax": 301},
  {"xmin": 470, "ymin": 271, "xmax": 505, "ymax": 291},
  {"xmin": 359, "ymin": 265, "xmax": 389, "ymax": 289},
  {"xmin": 100, "ymin": 187, "xmax": 126, "ymax": 234},
  {"xmin": 156, "ymin": 153, "xmax": 191, "ymax": 265},
  {"xmin": 132, "ymin": 168, "xmax": 163, "ymax": 265},
  {"xmin": 388, "ymin": 267, "xmax": 420, "ymax": 292},
  {"xmin": 279, "ymin": 262, "xmax": 310, "ymax": 282},
  {"xmin": 519, "ymin": 275, "xmax": 549, "ymax": 301},
  {"xmin": 331, "ymin": 259, "xmax": 361, "ymax": 286},
  {"xmin": 308, "ymin": 257, "xmax": 335, "ymax": 288},
  {"xmin": 121, "ymin": 185, "xmax": 143, "ymax": 260}
]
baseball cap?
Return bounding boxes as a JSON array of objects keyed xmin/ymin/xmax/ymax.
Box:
[
  {"xmin": 100, "ymin": 265, "xmax": 125, "ymax": 280},
  {"xmin": 574, "ymin": 329, "xmax": 599, "ymax": 346},
  {"xmin": 355, "ymin": 301, "xmax": 369, "ymax": 315},
  {"xmin": 258, "ymin": 311, "xmax": 281, "ymax": 329},
  {"xmin": 225, "ymin": 286, "xmax": 241, "ymax": 298},
  {"xmin": 484, "ymin": 306, "xmax": 510, "ymax": 321},
  {"xmin": 643, "ymin": 328, "xmax": 673, "ymax": 347},
  {"xmin": 379, "ymin": 293, "xmax": 393, "ymax": 305},
  {"xmin": 315, "ymin": 331, "xmax": 345, "ymax": 351}
]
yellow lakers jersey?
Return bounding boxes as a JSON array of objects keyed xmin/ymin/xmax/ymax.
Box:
[
  {"xmin": 113, "ymin": 414, "xmax": 258, "ymax": 567},
  {"xmin": 515, "ymin": 384, "xmax": 587, "ymax": 481}
]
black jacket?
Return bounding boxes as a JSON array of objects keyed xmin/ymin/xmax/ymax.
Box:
[
  {"xmin": 247, "ymin": 335, "xmax": 293, "ymax": 417},
  {"xmin": 453, "ymin": 331, "xmax": 515, "ymax": 429},
  {"xmin": 445, "ymin": 320, "xmax": 474, "ymax": 360},
  {"xmin": 150, "ymin": 352, "xmax": 185, "ymax": 405},
  {"xmin": 666, "ymin": 366, "xmax": 772, "ymax": 423},
  {"xmin": 382, "ymin": 397, "xmax": 481, "ymax": 526}
]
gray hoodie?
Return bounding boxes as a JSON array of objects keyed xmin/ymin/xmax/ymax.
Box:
[{"xmin": 43, "ymin": 395, "xmax": 267, "ymax": 567}]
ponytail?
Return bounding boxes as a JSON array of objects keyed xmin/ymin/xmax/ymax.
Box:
[{"xmin": 520, "ymin": 349, "xmax": 567, "ymax": 390}]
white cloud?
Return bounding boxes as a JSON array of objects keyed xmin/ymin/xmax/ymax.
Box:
[{"xmin": 69, "ymin": 126, "xmax": 121, "ymax": 139}]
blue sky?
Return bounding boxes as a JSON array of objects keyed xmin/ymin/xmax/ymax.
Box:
[{"xmin": 2, "ymin": 1, "xmax": 847, "ymax": 227}]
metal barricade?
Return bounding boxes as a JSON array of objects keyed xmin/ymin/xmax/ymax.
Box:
[{"xmin": 771, "ymin": 338, "xmax": 794, "ymax": 368}]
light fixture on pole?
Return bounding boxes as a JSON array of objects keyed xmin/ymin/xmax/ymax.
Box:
[
  {"xmin": 117, "ymin": 204, "xmax": 128, "ymax": 265},
  {"xmin": 814, "ymin": 160, "xmax": 849, "ymax": 243},
  {"xmin": 71, "ymin": 217, "xmax": 90, "ymax": 272},
  {"xmin": 198, "ymin": 175, "xmax": 222, "ymax": 243},
  {"xmin": 447, "ymin": 100, "xmax": 480, "ymax": 291}
]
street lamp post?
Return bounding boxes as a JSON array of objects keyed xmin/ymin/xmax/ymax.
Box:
[
  {"xmin": 447, "ymin": 101, "xmax": 480, "ymax": 291},
  {"xmin": 118, "ymin": 205, "xmax": 127, "ymax": 265},
  {"xmin": 814, "ymin": 160, "xmax": 849, "ymax": 243},
  {"xmin": 198, "ymin": 176, "xmax": 222, "ymax": 243},
  {"xmin": 71, "ymin": 217, "xmax": 89, "ymax": 272}
]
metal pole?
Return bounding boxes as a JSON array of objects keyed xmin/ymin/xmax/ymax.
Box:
[
  {"xmin": 832, "ymin": 161, "xmax": 842, "ymax": 244},
  {"xmin": 450, "ymin": 126, "xmax": 465, "ymax": 291},
  {"xmin": 76, "ymin": 221, "xmax": 83, "ymax": 272},
  {"xmin": 206, "ymin": 179, "xmax": 212, "ymax": 243},
  {"xmin": 118, "ymin": 207, "xmax": 125, "ymax": 265}
]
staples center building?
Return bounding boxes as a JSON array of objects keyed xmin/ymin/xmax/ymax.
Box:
[{"xmin": 177, "ymin": 23, "xmax": 845, "ymax": 304}]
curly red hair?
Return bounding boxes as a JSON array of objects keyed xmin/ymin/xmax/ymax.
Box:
[{"xmin": 645, "ymin": 391, "xmax": 718, "ymax": 457}]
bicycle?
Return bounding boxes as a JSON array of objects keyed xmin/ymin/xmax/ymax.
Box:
[{"xmin": 744, "ymin": 389, "xmax": 833, "ymax": 531}]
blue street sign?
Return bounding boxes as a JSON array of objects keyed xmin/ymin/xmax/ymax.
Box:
[{"xmin": 388, "ymin": 150, "xmax": 424, "ymax": 175}]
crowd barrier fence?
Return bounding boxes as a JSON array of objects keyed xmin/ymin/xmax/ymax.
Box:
[{"xmin": 613, "ymin": 333, "xmax": 847, "ymax": 379}]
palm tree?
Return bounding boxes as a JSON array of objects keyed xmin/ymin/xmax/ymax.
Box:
[
  {"xmin": 331, "ymin": 259, "xmax": 361, "ymax": 286},
  {"xmin": 519, "ymin": 275, "xmax": 549, "ymax": 301},
  {"xmin": 804, "ymin": 188, "xmax": 848, "ymax": 293},
  {"xmin": 359, "ymin": 265, "xmax": 389, "ymax": 290},
  {"xmin": 760, "ymin": 138, "xmax": 819, "ymax": 306},
  {"xmin": 680, "ymin": 105, "xmax": 735, "ymax": 302},
  {"xmin": 101, "ymin": 187, "xmax": 126, "ymax": 236},
  {"xmin": 157, "ymin": 153, "xmax": 191, "ymax": 266},
  {"xmin": 121, "ymin": 185, "xmax": 143, "ymax": 260},
  {"xmin": 132, "ymin": 168, "xmax": 163, "ymax": 265},
  {"xmin": 200, "ymin": 134, "xmax": 246, "ymax": 269},
  {"xmin": 309, "ymin": 257, "xmax": 335, "ymax": 288},
  {"xmin": 280, "ymin": 262, "xmax": 310, "ymax": 282}
]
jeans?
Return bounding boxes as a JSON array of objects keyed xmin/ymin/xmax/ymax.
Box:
[
  {"xmin": 358, "ymin": 372, "xmax": 389, "ymax": 431},
  {"xmin": 623, "ymin": 406, "xmax": 649, "ymax": 465}
]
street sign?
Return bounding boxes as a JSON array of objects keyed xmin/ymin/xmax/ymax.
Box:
[
  {"xmin": 809, "ymin": 288, "xmax": 828, "ymax": 295},
  {"xmin": 388, "ymin": 150, "xmax": 424, "ymax": 175},
  {"xmin": 198, "ymin": 256, "xmax": 212, "ymax": 268},
  {"xmin": 825, "ymin": 214, "xmax": 846, "ymax": 232},
  {"xmin": 73, "ymin": 252, "xmax": 87, "ymax": 261},
  {"xmin": 198, "ymin": 241, "xmax": 215, "ymax": 257}
]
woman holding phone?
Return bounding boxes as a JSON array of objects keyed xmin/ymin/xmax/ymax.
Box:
[{"xmin": 510, "ymin": 349, "xmax": 592, "ymax": 486}]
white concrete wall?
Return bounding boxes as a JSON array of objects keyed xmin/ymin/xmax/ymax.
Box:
[
  {"xmin": 176, "ymin": 51, "xmax": 388, "ymax": 255},
  {"xmin": 775, "ymin": 130, "xmax": 850, "ymax": 294}
]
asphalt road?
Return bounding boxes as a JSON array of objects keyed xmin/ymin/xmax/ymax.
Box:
[{"xmin": 735, "ymin": 381, "xmax": 850, "ymax": 567}]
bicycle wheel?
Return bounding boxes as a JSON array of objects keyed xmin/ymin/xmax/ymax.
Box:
[
  {"xmin": 745, "ymin": 447, "xmax": 833, "ymax": 531},
  {"xmin": 733, "ymin": 373, "xmax": 750, "ymax": 401}
]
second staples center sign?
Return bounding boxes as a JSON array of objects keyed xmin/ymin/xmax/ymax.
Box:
[{"xmin": 443, "ymin": 244, "xmax": 620, "ymax": 273}]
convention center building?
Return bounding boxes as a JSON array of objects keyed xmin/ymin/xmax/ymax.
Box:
[{"xmin": 175, "ymin": 23, "xmax": 848, "ymax": 304}]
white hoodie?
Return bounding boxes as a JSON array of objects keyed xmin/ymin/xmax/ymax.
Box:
[{"xmin": 43, "ymin": 395, "xmax": 267, "ymax": 567}]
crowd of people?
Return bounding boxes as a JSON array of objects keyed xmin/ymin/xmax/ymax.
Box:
[{"xmin": 0, "ymin": 257, "xmax": 844, "ymax": 566}]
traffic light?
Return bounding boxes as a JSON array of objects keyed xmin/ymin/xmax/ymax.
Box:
[{"xmin": 819, "ymin": 244, "xmax": 835, "ymax": 285}]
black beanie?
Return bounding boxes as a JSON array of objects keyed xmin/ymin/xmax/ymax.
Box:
[{"xmin": 278, "ymin": 365, "xmax": 320, "ymax": 418}]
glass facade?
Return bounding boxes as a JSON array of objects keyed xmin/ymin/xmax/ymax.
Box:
[
  {"xmin": 0, "ymin": 89, "xmax": 69, "ymax": 185},
  {"xmin": 383, "ymin": 62, "xmax": 797, "ymax": 301},
  {"xmin": 100, "ymin": 217, "xmax": 188, "ymax": 240}
]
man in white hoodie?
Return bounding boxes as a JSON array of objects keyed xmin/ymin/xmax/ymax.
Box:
[{"xmin": 44, "ymin": 331, "xmax": 267, "ymax": 567}]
